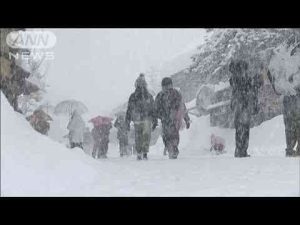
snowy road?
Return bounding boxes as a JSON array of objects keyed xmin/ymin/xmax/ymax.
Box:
[
  {"xmin": 69, "ymin": 152, "xmax": 300, "ymax": 197},
  {"xmin": 1, "ymin": 92, "xmax": 300, "ymax": 196}
]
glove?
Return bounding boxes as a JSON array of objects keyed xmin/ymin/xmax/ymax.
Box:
[{"xmin": 186, "ymin": 121, "xmax": 190, "ymax": 129}]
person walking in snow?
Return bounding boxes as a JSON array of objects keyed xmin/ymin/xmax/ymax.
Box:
[
  {"xmin": 229, "ymin": 58, "xmax": 263, "ymax": 157},
  {"xmin": 67, "ymin": 110, "xmax": 85, "ymax": 149},
  {"xmin": 268, "ymin": 37, "xmax": 300, "ymax": 157},
  {"xmin": 125, "ymin": 73, "xmax": 158, "ymax": 160},
  {"xmin": 91, "ymin": 117, "xmax": 112, "ymax": 159},
  {"xmin": 154, "ymin": 77, "xmax": 190, "ymax": 159},
  {"xmin": 114, "ymin": 113, "xmax": 130, "ymax": 157}
]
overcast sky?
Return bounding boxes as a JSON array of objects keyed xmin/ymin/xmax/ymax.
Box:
[{"xmin": 45, "ymin": 29, "xmax": 206, "ymax": 115}]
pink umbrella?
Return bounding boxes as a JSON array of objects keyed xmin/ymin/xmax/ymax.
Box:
[{"xmin": 89, "ymin": 116, "xmax": 113, "ymax": 127}]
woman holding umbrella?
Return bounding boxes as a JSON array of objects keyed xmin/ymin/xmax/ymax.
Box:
[
  {"xmin": 67, "ymin": 110, "xmax": 85, "ymax": 149},
  {"xmin": 90, "ymin": 116, "xmax": 113, "ymax": 159},
  {"xmin": 54, "ymin": 99, "xmax": 88, "ymax": 150}
]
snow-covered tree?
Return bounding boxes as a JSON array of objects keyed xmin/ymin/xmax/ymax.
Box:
[
  {"xmin": 170, "ymin": 29, "xmax": 300, "ymax": 128},
  {"xmin": 172, "ymin": 29, "xmax": 300, "ymax": 102}
]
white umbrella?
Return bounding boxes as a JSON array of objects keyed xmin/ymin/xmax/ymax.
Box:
[{"xmin": 54, "ymin": 100, "xmax": 88, "ymax": 117}]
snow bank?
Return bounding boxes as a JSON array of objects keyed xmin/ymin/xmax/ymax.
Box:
[
  {"xmin": 180, "ymin": 114, "xmax": 286, "ymax": 157},
  {"xmin": 1, "ymin": 92, "xmax": 101, "ymax": 196}
]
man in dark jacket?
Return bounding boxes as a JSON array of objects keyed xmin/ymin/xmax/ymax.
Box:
[
  {"xmin": 229, "ymin": 59, "xmax": 263, "ymax": 157},
  {"xmin": 125, "ymin": 74, "xmax": 158, "ymax": 160},
  {"xmin": 154, "ymin": 77, "xmax": 190, "ymax": 159}
]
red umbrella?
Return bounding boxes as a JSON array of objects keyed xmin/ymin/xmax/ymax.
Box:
[{"xmin": 89, "ymin": 116, "xmax": 113, "ymax": 127}]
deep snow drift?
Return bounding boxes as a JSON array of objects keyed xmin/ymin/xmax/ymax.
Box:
[{"xmin": 1, "ymin": 92, "xmax": 299, "ymax": 196}]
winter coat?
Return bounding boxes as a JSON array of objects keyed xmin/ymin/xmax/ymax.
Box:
[
  {"xmin": 92, "ymin": 123, "xmax": 112, "ymax": 145},
  {"xmin": 211, "ymin": 134, "xmax": 225, "ymax": 151},
  {"xmin": 155, "ymin": 87, "xmax": 190, "ymax": 129},
  {"xmin": 92, "ymin": 127, "xmax": 101, "ymax": 145},
  {"xmin": 229, "ymin": 60, "xmax": 262, "ymax": 119},
  {"xmin": 283, "ymin": 94, "xmax": 300, "ymax": 119},
  {"xmin": 125, "ymin": 87, "xmax": 157, "ymax": 126},
  {"xmin": 114, "ymin": 116, "xmax": 128, "ymax": 140},
  {"xmin": 67, "ymin": 111, "xmax": 85, "ymax": 143},
  {"xmin": 100, "ymin": 123, "xmax": 112, "ymax": 142}
]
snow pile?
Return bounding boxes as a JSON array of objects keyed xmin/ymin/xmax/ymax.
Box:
[
  {"xmin": 268, "ymin": 42, "xmax": 300, "ymax": 95},
  {"xmin": 1, "ymin": 92, "xmax": 100, "ymax": 196},
  {"xmin": 1, "ymin": 92, "xmax": 299, "ymax": 196},
  {"xmin": 180, "ymin": 114, "xmax": 286, "ymax": 157}
]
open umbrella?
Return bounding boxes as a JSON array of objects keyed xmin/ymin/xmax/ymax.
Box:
[
  {"xmin": 54, "ymin": 100, "xmax": 88, "ymax": 116},
  {"xmin": 89, "ymin": 115, "xmax": 113, "ymax": 127}
]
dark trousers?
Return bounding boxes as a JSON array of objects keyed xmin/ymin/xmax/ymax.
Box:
[
  {"xmin": 70, "ymin": 142, "xmax": 83, "ymax": 149},
  {"xmin": 234, "ymin": 122, "xmax": 250, "ymax": 157},
  {"xmin": 118, "ymin": 134, "xmax": 129, "ymax": 156},
  {"xmin": 162, "ymin": 122, "xmax": 180, "ymax": 158},
  {"xmin": 92, "ymin": 141, "xmax": 108, "ymax": 158},
  {"xmin": 119, "ymin": 141, "xmax": 129, "ymax": 156},
  {"xmin": 134, "ymin": 120, "xmax": 151, "ymax": 155},
  {"xmin": 283, "ymin": 96, "xmax": 300, "ymax": 153}
]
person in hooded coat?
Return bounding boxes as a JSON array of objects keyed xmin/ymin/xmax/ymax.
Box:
[
  {"xmin": 114, "ymin": 113, "xmax": 129, "ymax": 157},
  {"xmin": 154, "ymin": 77, "xmax": 190, "ymax": 159},
  {"xmin": 125, "ymin": 73, "xmax": 158, "ymax": 160},
  {"xmin": 67, "ymin": 110, "xmax": 85, "ymax": 149},
  {"xmin": 229, "ymin": 59, "xmax": 263, "ymax": 157}
]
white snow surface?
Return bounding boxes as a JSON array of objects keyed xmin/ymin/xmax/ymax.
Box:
[{"xmin": 1, "ymin": 92, "xmax": 299, "ymax": 196}]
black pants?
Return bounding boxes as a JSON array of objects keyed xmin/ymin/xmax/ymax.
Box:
[
  {"xmin": 162, "ymin": 122, "xmax": 180, "ymax": 158},
  {"xmin": 119, "ymin": 141, "xmax": 129, "ymax": 156},
  {"xmin": 92, "ymin": 141, "xmax": 109, "ymax": 158},
  {"xmin": 70, "ymin": 142, "xmax": 83, "ymax": 149},
  {"xmin": 134, "ymin": 120, "xmax": 151, "ymax": 155},
  {"xmin": 283, "ymin": 96, "xmax": 300, "ymax": 153},
  {"xmin": 234, "ymin": 122, "xmax": 250, "ymax": 157}
]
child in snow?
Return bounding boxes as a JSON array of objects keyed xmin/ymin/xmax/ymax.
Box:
[
  {"xmin": 114, "ymin": 113, "xmax": 130, "ymax": 157},
  {"xmin": 210, "ymin": 134, "xmax": 225, "ymax": 153}
]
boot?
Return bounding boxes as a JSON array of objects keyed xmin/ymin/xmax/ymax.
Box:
[
  {"xmin": 137, "ymin": 154, "xmax": 142, "ymax": 160},
  {"xmin": 286, "ymin": 149, "xmax": 296, "ymax": 157},
  {"xmin": 234, "ymin": 149, "xmax": 240, "ymax": 157},
  {"xmin": 143, "ymin": 153, "xmax": 148, "ymax": 160},
  {"xmin": 168, "ymin": 152, "xmax": 177, "ymax": 159},
  {"xmin": 235, "ymin": 149, "xmax": 250, "ymax": 158}
]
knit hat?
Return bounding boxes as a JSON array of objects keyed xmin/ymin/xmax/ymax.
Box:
[{"xmin": 135, "ymin": 73, "xmax": 147, "ymax": 88}]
